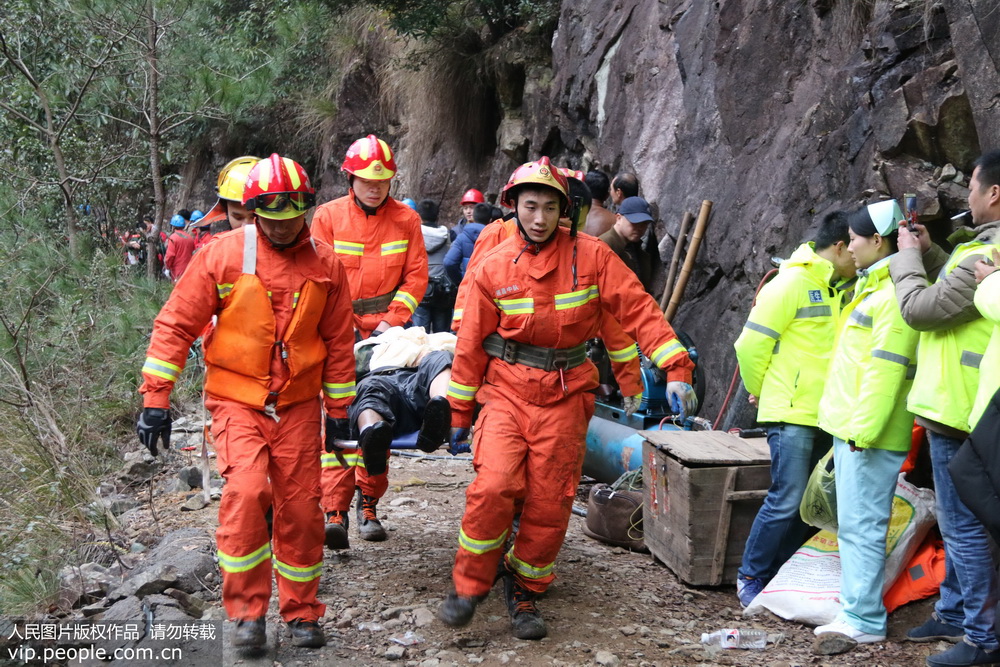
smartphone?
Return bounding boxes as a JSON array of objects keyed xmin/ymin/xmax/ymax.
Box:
[{"xmin": 903, "ymin": 193, "xmax": 918, "ymax": 232}]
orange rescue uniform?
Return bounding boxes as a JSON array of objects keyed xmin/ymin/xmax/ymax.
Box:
[
  {"xmin": 310, "ymin": 192, "xmax": 429, "ymax": 515},
  {"xmin": 446, "ymin": 227, "xmax": 693, "ymax": 598},
  {"xmin": 164, "ymin": 229, "xmax": 196, "ymax": 281},
  {"xmin": 454, "ymin": 218, "xmax": 644, "ymax": 396},
  {"xmin": 140, "ymin": 222, "xmax": 356, "ymax": 623}
]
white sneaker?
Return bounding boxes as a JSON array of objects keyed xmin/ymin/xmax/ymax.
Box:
[{"xmin": 814, "ymin": 620, "xmax": 886, "ymax": 643}]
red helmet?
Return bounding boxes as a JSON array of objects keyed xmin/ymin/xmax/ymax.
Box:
[
  {"xmin": 556, "ymin": 166, "xmax": 585, "ymax": 182},
  {"xmin": 342, "ymin": 134, "xmax": 396, "ymax": 180},
  {"xmin": 460, "ymin": 188, "xmax": 485, "ymax": 205},
  {"xmin": 500, "ymin": 157, "xmax": 569, "ymax": 213},
  {"xmin": 243, "ymin": 154, "xmax": 316, "ymax": 221}
]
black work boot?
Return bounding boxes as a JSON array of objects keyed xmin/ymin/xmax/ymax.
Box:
[
  {"xmin": 416, "ymin": 396, "xmax": 451, "ymax": 453},
  {"xmin": 232, "ymin": 617, "xmax": 266, "ymax": 648},
  {"xmin": 286, "ymin": 618, "xmax": 325, "ymax": 648},
  {"xmin": 437, "ymin": 593, "xmax": 484, "ymax": 627},
  {"xmin": 358, "ymin": 421, "xmax": 392, "ymax": 476},
  {"xmin": 324, "ymin": 511, "xmax": 349, "ymax": 550},
  {"xmin": 502, "ymin": 569, "xmax": 547, "ymax": 640},
  {"xmin": 355, "ymin": 487, "xmax": 387, "ymax": 541}
]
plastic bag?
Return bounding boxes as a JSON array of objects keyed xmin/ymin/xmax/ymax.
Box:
[
  {"xmin": 799, "ymin": 447, "xmax": 837, "ymax": 532},
  {"xmin": 746, "ymin": 473, "xmax": 936, "ymax": 625}
]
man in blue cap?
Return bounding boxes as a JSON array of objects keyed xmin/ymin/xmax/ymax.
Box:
[{"xmin": 599, "ymin": 195, "xmax": 658, "ymax": 294}]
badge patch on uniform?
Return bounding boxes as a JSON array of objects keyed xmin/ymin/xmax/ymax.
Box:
[
  {"xmin": 495, "ymin": 284, "xmax": 522, "ymax": 298},
  {"xmin": 808, "ymin": 289, "xmax": 823, "ymax": 303}
]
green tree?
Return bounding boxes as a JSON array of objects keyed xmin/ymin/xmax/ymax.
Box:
[{"xmin": 0, "ymin": 0, "xmax": 135, "ymax": 256}]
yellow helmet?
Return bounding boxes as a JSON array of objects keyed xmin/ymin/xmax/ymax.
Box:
[
  {"xmin": 217, "ymin": 156, "xmax": 261, "ymax": 201},
  {"xmin": 197, "ymin": 156, "xmax": 261, "ymax": 228}
]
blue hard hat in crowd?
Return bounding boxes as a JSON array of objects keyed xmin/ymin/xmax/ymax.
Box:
[
  {"xmin": 170, "ymin": 214, "xmax": 186, "ymax": 228},
  {"xmin": 402, "ymin": 198, "xmax": 417, "ymax": 210},
  {"xmin": 190, "ymin": 210, "xmax": 204, "ymax": 222}
]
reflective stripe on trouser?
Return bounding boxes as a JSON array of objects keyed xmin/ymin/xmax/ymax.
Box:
[
  {"xmin": 321, "ymin": 451, "xmax": 390, "ymax": 512},
  {"xmin": 452, "ymin": 388, "xmax": 595, "ymax": 597},
  {"xmin": 208, "ymin": 397, "xmax": 326, "ymax": 623}
]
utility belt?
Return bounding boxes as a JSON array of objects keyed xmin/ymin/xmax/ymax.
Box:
[
  {"xmin": 483, "ymin": 333, "xmax": 588, "ymax": 372},
  {"xmin": 352, "ymin": 290, "xmax": 395, "ymax": 316}
]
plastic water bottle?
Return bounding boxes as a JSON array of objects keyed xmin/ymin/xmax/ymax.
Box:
[{"xmin": 700, "ymin": 628, "xmax": 767, "ymax": 650}]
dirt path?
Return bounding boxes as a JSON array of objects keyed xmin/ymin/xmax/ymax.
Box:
[{"xmin": 145, "ymin": 450, "xmax": 936, "ymax": 667}]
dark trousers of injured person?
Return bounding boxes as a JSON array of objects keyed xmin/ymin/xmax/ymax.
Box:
[{"xmin": 321, "ymin": 350, "xmax": 454, "ymax": 511}]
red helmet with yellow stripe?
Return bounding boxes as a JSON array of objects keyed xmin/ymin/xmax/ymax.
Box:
[
  {"xmin": 342, "ymin": 134, "xmax": 396, "ymax": 180},
  {"xmin": 243, "ymin": 154, "xmax": 316, "ymax": 221},
  {"xmin": 500, "ymin": 157, "xmax": 570, "ymax": 214}
]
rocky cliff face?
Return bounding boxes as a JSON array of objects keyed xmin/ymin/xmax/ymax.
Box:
[
  {"xmin": 181, "ymin": 1, "xmax": 999, "ymax": 423},
  {"xmin": 400, "ymin": 0, "xmax": 999, "ymax": 422}
]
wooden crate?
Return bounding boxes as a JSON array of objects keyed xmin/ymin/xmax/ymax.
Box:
[{"xmin": 641, "ymin": 430, "xmax": 771, "ymax": 586}]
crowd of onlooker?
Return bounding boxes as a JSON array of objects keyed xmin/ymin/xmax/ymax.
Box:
[{"xmin": 735, "ymin": 149, "xmax": 1000, "ymax": 667}]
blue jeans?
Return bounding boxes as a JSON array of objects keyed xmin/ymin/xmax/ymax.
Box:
[
  {"xmin": 739, "ymin": 424, "xmax": 828, "ymax": 581},
  {"xmin": 412, "ymin": 304, "xmax": 453, "ymax": 333},
  {"xmin": 833, "ymin": 437, "xmax": 907, "ymax": 635},
  {"xmin": 929, "ymin": 431, "xmax": 999, "ymax": 650}
]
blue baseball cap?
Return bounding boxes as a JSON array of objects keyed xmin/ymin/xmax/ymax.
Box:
[{"xmin": 619, "ymin": 196, "xmax": 653, "ymax": 224}]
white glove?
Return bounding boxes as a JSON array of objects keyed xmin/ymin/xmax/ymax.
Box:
[
  {"xmin": 623, "ymin": 393, "xmax": 642, "ymax": 417},
  {"xmin": 666, "ymin": 381, "xmax": 698, "ymax": 418}
]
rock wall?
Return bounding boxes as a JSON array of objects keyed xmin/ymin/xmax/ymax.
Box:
[
  {"xmin": 178, "ymin": 0, "xmax": 999, "ymax": 423},
  {"xmin": 397, "ymin": 0, "xmax": 998, "ymax": 422}
]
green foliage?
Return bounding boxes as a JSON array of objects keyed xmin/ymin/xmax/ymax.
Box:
[
  {"xmin": 0, "ymin": 187, "xmax": 171, "ymax": 614},
  {"xmin": 328, "ymin": 0, "xmax": 559, "ymax": 46}
]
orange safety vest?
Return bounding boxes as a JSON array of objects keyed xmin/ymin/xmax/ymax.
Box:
[{"xmin": 203, "ymin": 225, "xmax": 328, "ymax": 409}]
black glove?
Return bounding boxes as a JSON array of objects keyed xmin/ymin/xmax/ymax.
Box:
[
  {"xmin": 136, "ymin": 408, "xmax": 171, "ymax": 457},
  {"xmin": 324, "ymin": 417, "xmax": 352, "ymax": 453}
]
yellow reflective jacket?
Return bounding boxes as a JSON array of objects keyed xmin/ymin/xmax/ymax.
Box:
[
  {"xmin": 970, "ymin": 271, "xmax": 1000, "ymax": 429},
  {"xmin": 818, "ymin": 257, "xmax": 918, "ymax": 451},
  {"xmin": 734, "ymin": 243, "xmax": 845, "ymax": 426},
  {"xmin": 903, "ymin": 240, "xmax": 999, "ymax": 432}
]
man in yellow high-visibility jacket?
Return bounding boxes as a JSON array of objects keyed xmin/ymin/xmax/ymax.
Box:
[
  {"xmin": 732, "ymin": 210, "xmax": 856, "ymax": 608},
  {"xmin": 891, "ymin": 150, "xmax": 1000, "ymax": 667}
]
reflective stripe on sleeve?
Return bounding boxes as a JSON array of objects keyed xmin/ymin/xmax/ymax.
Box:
[
  {"xmin": 744, "ymin": 321, "xmax": 780, "ymax": 339},
  {"xmin": 872, "ymin": 349, "xmax": 911, "ymax": 366},
  {"xmin": 849, "ymin": 309, "xmax": 873, "ymax": 328},
  {"xmin": 216, "ymin": 283, "xmax": 234, "ymax": 299},
  {"xmin": 554, "ymin": 285, "xmax": 599, "ymax": 311},
  {"xmin": 142, "ymin": 357, "xmax": 182, "ymax": 382},
  {"xmin": 334, "ymin": 241, "xmax": 364, "ymax": 256},
  {"xmin": 458, "ymin": 527, "xmax": 508, "ymax": 555},
  {"xmin": 961, "ymin": 350, "xmax": 984, "ymax": 369},
  {"xmin": 292, "ymin": 291, "xmax": 300, "ymax": 309},
  {"xmin": 321, "ymin": 451, "xmax": 362, "ymax": 468},
  {"xmin": 324, "ymin": 381, "xmax": 356, "ymax": 400},
  {"xmin": 217, "ymin": 543, "xmax": 271, "ymax": 574},
  {"xmin": 607, "ymin": 344, "xmax": 639, "ymax": 363},
  {"xmin": 272, "ymin": 558, "xmax": 323, "ymax": 583},
  {"xmin": 452, "ymin": 308, "xmax": 463, "ymax": 321},
  {"xmin": 392, "ymin": 290, "xmax": 418, "ymax": 314},
  {"xmin": 381, "ymin": 240, "xmax": 409, "ymax": 255},
  {"xmin": 794, "ymin": 305, "xmax": 832, "ymax": 318},
  {"xmin": 506, "ymin": 552, "xmax": 554, "ymax": 580},
  {"xmin": 447, "ymin": 381, "xmax": 478, "ymax": 402},
  {"xmin": 650, "ymin": 339, "xmax": 687, "ymax": 368},
  {"xmin": 495, "ymin": 297, "xmax": 534, "ymax": 315}
]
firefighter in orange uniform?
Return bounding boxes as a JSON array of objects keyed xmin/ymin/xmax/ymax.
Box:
[
  {"xmin": 310, "ymin": 134, "xmax": 429, "ymax": 549},
  {"xmin": 136, "ymin": 154, "xmax": 357, "ymax": 650},
  {"xmin": 437, "ymin": 158, "xmax": 697, "ymax": 639},
  {"xmin": 450, "ymin": 172, "xmax": 646, "ymax": 412}
]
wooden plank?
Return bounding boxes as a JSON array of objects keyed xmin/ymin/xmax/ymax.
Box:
[
  {"xmin": 709, "ymin": 468, "xmax": 736, "ymax": 585},
  {"xmin": 640, "ymin": 430, "xmax": 771, "ymax": 465}
]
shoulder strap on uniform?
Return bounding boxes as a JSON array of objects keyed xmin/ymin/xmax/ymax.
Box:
[{"xmin": 243, "ymin": 224, "xmax": 257, "ymax": 275}]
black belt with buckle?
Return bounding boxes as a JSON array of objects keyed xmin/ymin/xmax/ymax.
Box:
[
  {"xmin": 352, "ymin": 290, "xmax": 395, "ymax": 316},
  {"xmin": 482, "ymin": 333, "xmax": 588, "ymax": 372}
]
